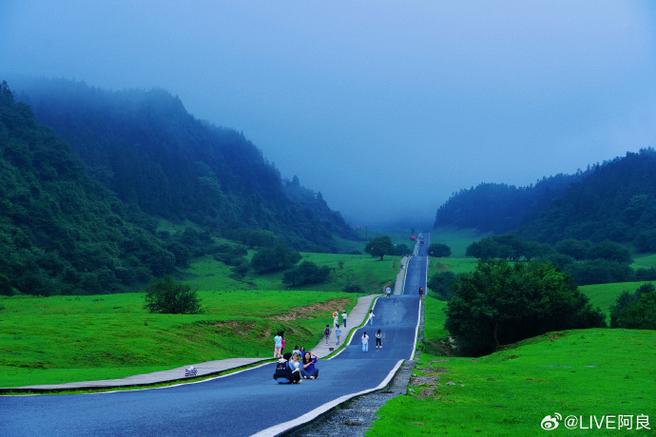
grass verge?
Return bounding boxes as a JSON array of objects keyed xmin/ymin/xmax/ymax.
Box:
[{"xmin": 0, "ymin": 290, "xmax": 359, "ymax": 388}]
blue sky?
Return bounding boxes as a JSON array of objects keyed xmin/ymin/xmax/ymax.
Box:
[{"xmin": 1, "ymin": 1, "xmax": 655, "ymax": 225}]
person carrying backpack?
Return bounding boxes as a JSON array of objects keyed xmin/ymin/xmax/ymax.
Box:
[{"xmin": 324, "ymin": 324, "xmax": 331, "ymax": 345}]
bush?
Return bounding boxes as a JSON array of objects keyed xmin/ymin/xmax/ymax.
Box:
[
  {"xmin": 428, "ymin": 271, "xmax": 456, "ymax": 300},
  {"xmin": 250, "ymin": 244, "xmax": 301, "ymax": 274},
  {"xmin": 466, "ymin": 235, "xmax": 550, "ymax": 260},
  {"xmin": 342, "ymin": 283, "xmax": 364, "ymax": 293},
  {"xmin": 213, "ymin": 243, "xmax": 248, "ymax": 266},
  {"xmin": 563, "ymin": 259, "xmax": 632, "ymax": 285},
  {"xmin": 283, "ymin": 261, "xmax": 331, "ymax": 287},
  {"xmin": 634, "ymin": 268, "xmax": 656, "ymax": 281},
  {"xmin": 428, "ymin": 243, "xmax": 451, "ymax": 258},
  {"xmin": 145, "ymin": 276, "xmax": 201, "ymax": 314},
  {"xmin": 230, "ymin": 260, "xmax": 250, "ymax": 279},
  {"xmin": 587, "ymin": 241, "xmax": 632, "ymax": 263},
  {"xmin": 446, "ymin": 260, "xmax": 604, "ymax": 356},
  {"xmin": 610, "ymin": 284, "xmax": 656, "ymax": 329},
  {"xmin": 554, "ymin": 239, "xmax": 591, "ymax": 260},
  {"xmin": 228, "ymin": 228, "xmax": 279, "ymax": 248},
  {"xmin": 635, "ymin": 230, "xmax": 656, "ymax": 253}
]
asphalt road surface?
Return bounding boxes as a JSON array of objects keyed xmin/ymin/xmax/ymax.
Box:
[{"xmin": 0, "ymin": 238, "xmax": 429, "ymax": 437}]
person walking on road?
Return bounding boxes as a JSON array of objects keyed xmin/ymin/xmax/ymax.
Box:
[
  {"xmin": 375, "ymin": 329, "xmax": 383, "ymax": 350},
  {"xmin": 369, "ymin": 309, "xmax": 375, "ymax": 326},
  {"xmin": 341, "ymin": 310, "xmax": 347, "ymax": 327},
  {"xmin": 335, "ymin": 324, "xmax": 342, "ymax": 346},
  {"xmin": 281, "ymin": 332, "xmax": 285, "ymax": 356},
  {"xmin": 418, "ymin": 287, "xmax": 425, "ymax": 300},
  {"xmin": 385, "ymin": 286, "xmax": 392, "ymax": 299},
  {"xmin": 324, "ymin": 325, "xmax": 331, "ymax": 345},
  {"xmin": 333, "ymin": 311, "xmax": 339, "ymax": 328},
  {"xmin": 361, "ymin": 332, "xmax": 369, "ymax": 352},
  {"xmin": 273, "ymin": 332, "xmax": 283, "ymax": 358}
]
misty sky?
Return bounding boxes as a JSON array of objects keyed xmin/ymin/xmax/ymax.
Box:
[{"xmin": 2, "ymin": 1, "xmax": 656, "ymax": 226}]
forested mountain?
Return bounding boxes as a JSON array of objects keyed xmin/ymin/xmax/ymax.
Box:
[
  {"xmin": 434, "ymin": 174, "xmax": 581, "ymax": 232},
  {"xmin": 13, "ymin": 78, "xmax": 355, "ymax": 250},
  {"xmin": 434, "ymin": 149, "xmax": 656, "ymax": 250},
  {"xmin": 520, "ymin": 150, "xmax": 656, "ymax": 246},
  {"xmin": 0, "ymin": 82, "xmax": 173, "ymax": 295}
]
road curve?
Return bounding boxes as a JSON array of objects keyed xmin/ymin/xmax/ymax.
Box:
[{"xmin": 0, "ymin": 238, "xmax": 429, "ymax": 437}]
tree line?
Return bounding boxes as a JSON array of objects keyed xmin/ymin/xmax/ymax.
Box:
[{"xmin": 434, "ymin": 149, "xmax": 656, "ymax": 253}]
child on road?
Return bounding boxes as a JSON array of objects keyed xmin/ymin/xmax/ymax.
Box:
[
  {"xmin": 361, "ymin": 332, "xmax": 369, "ymax": 352},
  {"xmin": 324, "ymin": 325, "xmax": 331, "ymax": 345}
]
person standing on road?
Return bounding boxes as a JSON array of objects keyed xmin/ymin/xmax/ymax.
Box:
[
  {"xmin": 375, "ymin": 329, "xmax": 383, "ymax": 350},
  {"xmin": 324, "ymin": 324, "xmax": 331, "ymax": 345},
  {"xmin": 273, "ymin": 332, "xmax": 283, "ymax": 358},
  {"xmin": 369, "ymin": 309, "xmax": 375, "ymax": 326},
  {"xmin": 335, "ymin": 324, "xmax": 342, "ymax": 345},
  {"xmin": 361, "ymin": 332, "xmax": 369, "ymax": 352},
  {"xmin": 341, "ymin": 310, "xmax": 347, "ymax": 327}
]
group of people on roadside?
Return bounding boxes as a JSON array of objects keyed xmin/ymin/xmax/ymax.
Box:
[{"xmin": 273, "ymin": 340, "xmax": 320, "ymax": 384}]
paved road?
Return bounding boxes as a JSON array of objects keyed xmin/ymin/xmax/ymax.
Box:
[{"xmin": 0, "ymin": 238, "xmax": 429, "ymax": 437}]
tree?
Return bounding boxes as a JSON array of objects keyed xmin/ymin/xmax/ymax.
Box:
[
  {"xmin": 365, "ymin": 236, "xmax": 394, "ymax": 261},
  {"xmin": 283, "ymin": 261, "xmax": 331, "ymax": 287},
  {"xmin": 428, "ymin": 271, "xmax": 456, "ymax": 300},
  {"xmin": 610, "ymin": 283, "xmax": 656, "ymax": 329},
  {"xmin": 428, "ymin": 243, "xmax": 451, "ymax": 258},
  {"xmin": 446, "ymin": 260, "xmax": 604, "ymax": 356},
  {"xmin": 250, "ymin": 244, "xmax": 301, "ymax": 274},
  {"xmin": 394, "ymin": 243, "xmax": 412, "ymax": 256},
  {"xmin": 145, "ymin": 276, "xmax": 201, "ymax": 314},
  {"xmin": 587, "ymin": 241, "xmax": 632, "ymax": 264},
  {"xmin": 555, "ymin": 239, "xmax": 591, "ymax": 260}
]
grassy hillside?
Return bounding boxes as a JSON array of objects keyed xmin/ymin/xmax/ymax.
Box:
[
  {"xmin": 579, "ymin": 280, "xmax": 656, "ymax": 322},
  {"xmin": 0, "ymin": 290, "xmax": 358, "ymax": 388},
  {"xmin": 431, "ymin": 227, "xmax": 486, "ymax": 257},
  {"xmin": 372, "ymin": 262, "xmax": 655, "ymax": 435},
  {"xmin": 182, "ymin": 252, "xmax": 400, "ymax": 293},
  {"xmin": 632, "ymin": 253, "xmax": 656, "ymax": 269},
  {"xmin": 371, "ymin": 328, "xmax": 655, "ymax": 436}
]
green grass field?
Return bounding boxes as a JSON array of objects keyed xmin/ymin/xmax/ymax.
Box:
[
  {"xmin": 370, "ymin": 328, "xmax": 655, "ymax": 436},
  {"xmin": 0, "ymin": 290, "xmax": 358, "ymax": 388},
  {"xmin": 430, "ymin": 227, "xmax": 486, "ymax": 257},
  {"xmin": 182, "ymin": 252, "xmax": 400, "ymax": 293},
  {"xmin": 429, "ymin": 257, "xmax": 478, "ymax": 275}
]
